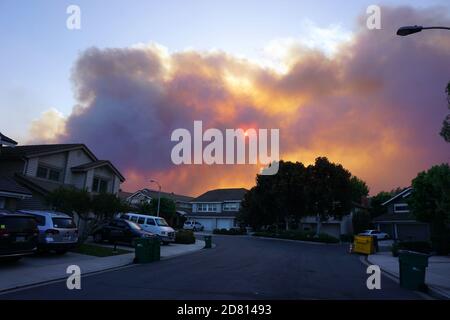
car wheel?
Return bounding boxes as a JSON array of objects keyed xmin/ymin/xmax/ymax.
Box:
[{"xmin": 94, "ymin": 233, "xmax": 103, "ymax": 243}]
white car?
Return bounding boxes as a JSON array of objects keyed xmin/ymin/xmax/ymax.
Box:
[
  {"xmin": 121, "ymin": 213, "xmax": 175, "ymax": 244},
  {"xmin": 359, "ymin": 230, "xmax": 390, "ymax": 240},
  {"xmin": 184, "ymin": 221, "xmax": 204, "ymax": 231}
]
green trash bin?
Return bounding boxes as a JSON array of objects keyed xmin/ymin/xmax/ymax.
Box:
[
  {"xmin": 151, "ymin": 237, "xmax": 161, "ymax": 261},
  {"xmin": 134, "ymin": 237, "xmax": 153, "ymax": 263},
  {"xmin": 204, "ymin": 235, "xmax": 212, "ymax": 249},
  {"xmin": 399, "ymin": 250, "xmax": 429, "ymax": 291}
]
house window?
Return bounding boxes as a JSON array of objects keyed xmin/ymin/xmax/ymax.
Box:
[
  {"xmin": 394, "ymin": 203, "xmax": 409, "ymax": 213},
  {"xmin": 223, "ymin": 202, "xmax": 239, "ymax": 211},
  {"xmin": 36, "ymin": 165, "xmax": 62, "ymax": 182},
  {"xmin": 92, "ymin": 177, "xmax": 109, "ymax": 193},
  {"xmin": 197, "ymin": 203, "xmax": 217, "ymax": 212}
]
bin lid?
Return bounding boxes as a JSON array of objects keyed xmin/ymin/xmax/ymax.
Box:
[{"xmin": 399, "ymin": 250, "xmax": 429, "ymax": 267}]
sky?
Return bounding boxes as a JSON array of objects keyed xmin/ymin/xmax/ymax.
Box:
[{"xmin": 1, "ymin": 0, "xmax": 449, "ymax": 196}]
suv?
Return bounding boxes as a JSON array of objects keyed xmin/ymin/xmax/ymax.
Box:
[
  {"xmin": 184, "ymin": 221, "xmax": 204, "ymax": 232},
  {"xmin": 0, "ymin": 210, "xmax": 39, "ymax": 262},
  {"xmin": 121, "ymin": 213, "xmax": 175, "ymax": 244},
  {"xmin": 359, "ymin": 229, "xmax": 390, "ymax": 240},
  {"xmin": 19, "ymin": 210, "xmax": 78, "ymax": 254}
]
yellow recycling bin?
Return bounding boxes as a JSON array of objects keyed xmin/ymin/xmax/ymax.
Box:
[{"xmin": 352, "ymin": 235, "xmax": 375, "ymax": 255}]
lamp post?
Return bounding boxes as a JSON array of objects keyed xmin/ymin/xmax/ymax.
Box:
[
  {"xmin": 150, "ymin": 179, "xmax": 161, "ymax": 217},
  {"xmin": 396, "ymin": 25, "xmax": 450, "ymax": 36}
]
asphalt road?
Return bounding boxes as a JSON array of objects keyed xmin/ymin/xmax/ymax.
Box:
[{"xmin": 0, "ymin": 235, "xmax": 422, "ymax": 299}]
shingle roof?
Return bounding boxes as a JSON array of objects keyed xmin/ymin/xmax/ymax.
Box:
[
  {"xmin": 192, "ymin": 188, "xmax": 248, "ymax": 202},
  {"xmin": 0, "ymin": 176, "xmax": 32, "ymax": 197},
  {"xmin": 133, "ymin": 188, "xmax": 193, "ymax": 202},
  {"xmin": 381, "ymin": 187, "xmax": 413, "ymax": 206},
  {"xmin": 0, "ymin": 132, "xmax": 17, "ymax": 146},
  {"xmin": 0, "ymin": 144, "xmax": 95, "ymax": 160},
  {"xmin": 71, "ymin": 160, "xmax": 125, "ymax": 182},
  {"xmin": 14, "ymin": 174, "xmax": 76, "ymax": 195}
]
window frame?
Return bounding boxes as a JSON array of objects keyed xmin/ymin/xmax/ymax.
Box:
[{"xmin": 36, "ymin": 163, "xmax": 63, "ymax": 182}]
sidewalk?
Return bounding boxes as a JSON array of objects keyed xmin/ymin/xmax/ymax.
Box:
[
  {"xmin": 0, "ymin": 240, "xmax": 205, "ymax": 293},
  {"xmin": 368, "ymin": 252, "xmax": 450, "ymax": 299}
]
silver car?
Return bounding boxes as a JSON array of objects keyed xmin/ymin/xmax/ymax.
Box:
[{"xmin": 19, "ymin": 210, "xmax": 78, "ymax": 254}]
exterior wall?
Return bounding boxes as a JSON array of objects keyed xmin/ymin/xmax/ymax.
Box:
[
  {"xmin": 38, "ymin": 153, "xmax": 67, "ymax": 168},
  {"xmin": 93, "ymin": 166, "xmax": 115, "ymax": 193},
  {"xmin": 71, "ymin": 172, "xmax": 87, "ymax": 189},
  {"xmin": 25, "ymin": 158, "xmax": 39, "ymax": 176},
  {"xmin": 112, "ymin": 176, "xmax": 121, "ymax": 194},
  {"xmin": 64, "ymin": 149, "xmax": 94, "ymax": 184},
  {"xmin": 85, "ymin": 169, "xmax": 94, "ymax": 192},
  {"xmin": 16, "ymin": 192, "xmax": 49, "ymax": 210},
  {"xmin": 0, "ymin": 159, "xmax": 25, "ymax": 177}
]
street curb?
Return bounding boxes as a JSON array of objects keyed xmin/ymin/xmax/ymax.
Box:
[
  {"xmin": 0, "ymin": 241, "xmax": 208, "ymax": 296},
  {"xmin": 362, "ymin": 255, "xmax": 447, "ymax": 300},
  {"xmin": 252, "ymin": 235, "xmax": 341, "ymax": 246}
]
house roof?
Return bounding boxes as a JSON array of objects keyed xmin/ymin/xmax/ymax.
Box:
[
  {"xmin": 71, "ymin": 160, "xmax": 125, "ymax": 182},
  {"xmin": 14, "ymin": 174, "xmax": 76, "ymax": 195},
  {"xmin": 191, "ymin": 188, "xmax": 248, "ymax": 203},
  {"xmin": 0, "ymin": 144, "xmax": 97, "ymax": 161},
  {"xmin": 0, "ymin": 132, "xmax": 17, "ymax": 146},
  {"xmin": 381, "ymin": 187, "xmax": 413, "ymax": 206},
  {"xmin": 118, "ymin": 190, "xmax": 133, "ymax": 200},
  {"xmin": 373, "ymin": 211, "xmax": 418, "ymax": 223},
  {"xmin": 128, "ymin": 188, "xmax": 193, "ymax": 203},
  {"xmin": 0, "ymin": 176, "xmax": 32, "ymax": 198}
]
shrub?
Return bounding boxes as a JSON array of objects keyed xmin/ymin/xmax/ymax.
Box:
[
  {"xmin": 175, "ymin": 230, "xmax": 195, "ymax": 244},
  {"xmin": 213, "ymin": 228, "xmax": 246, "ymax": 235}
]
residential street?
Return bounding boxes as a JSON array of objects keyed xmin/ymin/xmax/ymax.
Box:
[{"xmin": 1, "ymin": 235, "xmax": 422, "ymax": 299}]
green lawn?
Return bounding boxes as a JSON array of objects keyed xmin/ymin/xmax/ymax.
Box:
[{"xmin": 71, "ymin": 243, "xmax": 132, "ymax": 257}]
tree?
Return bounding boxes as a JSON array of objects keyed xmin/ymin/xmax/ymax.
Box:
[
  {"xmin": 369, "ymin": 191, "xmax": 392, "ymax": 218},
  {"xmin": 352, "ymin": 210, "xmax": 372, "ymax": 234},
  {"xmin": 440, "ymin": 82, "xmax": 450, "ymax": 142},
  {"xmin": 238, "ymin": 161, "xmax": 308, "ymax": 230},
  {"xmin": 91, "ymin": 193, "xmax": 123, "ymax": 221},
  {"xmin": 306, "ymin": 157, "xmax": 353, "ymax": 235},
  {"xmin": 409, "ymin": 164, "xmax": 450, "ymax": 254},
  {"xmin": 150, "ymin": 197, "xmax": 177, "ymax": 225},
  {"xmin": 46, "ymin": 187, "xmax": 91, "ymax": 242},
  {"xmin": 350, "ymin": 176, "xmax": 369, "ymax": 203}
]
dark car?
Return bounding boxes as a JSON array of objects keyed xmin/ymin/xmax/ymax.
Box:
[
  {"xmin": 92, "ymin": 219, "xmax": 156, "ymax": 246},
  {"xmin": 0, "ymin": 210, "xmax": 39, "ymax": 262}
]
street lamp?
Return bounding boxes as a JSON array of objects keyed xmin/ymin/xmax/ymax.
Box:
[
  {"xmin": 150, "ymin": 179, "xmax": 161, "ymax": 217},
  {"xmin": 396, "ymin": 25, "xmax": 450, "ymax": 36}
]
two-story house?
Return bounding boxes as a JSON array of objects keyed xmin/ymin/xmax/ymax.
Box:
[
  {"xmin": 0, "ymin": 133, "xmax": 32, "ymax": 211},
  {"xmin": 0, "ymin": 140, "xmax": 125, "ymax": 210},
  {"xmin": 373, "ymin": 187, "xmax": 430, "ymax": 241},
  {"xmin": 126, "ymin": 188, "xmax": 193, "ymax": 215},
  {"xmin": 187, "ymin": 188, "xmax": 248, "ymax": 231}
]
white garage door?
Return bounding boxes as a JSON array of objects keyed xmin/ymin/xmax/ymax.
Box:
[
  {"xmin": 193, "ymin": 218, "xmax": 215, "ymax": 231},
  {"xmin": 217, "ymin": 218, "xmax": 234, "ymax": 230},
  {"xmin": 320, "ymin": 224, "xmax": 340, "ymax": 238}
]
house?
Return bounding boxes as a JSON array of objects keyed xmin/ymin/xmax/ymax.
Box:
[
  {"xmin": 126, "ymin": 188, "xmax": 193, "ymax": 216},
  {"xmin": 186, "ymin": 188, "xmax": 248, "ymax": 231},
  {"xmin": 0, "ymin": 140, "xmax": 125, "ymax": 210},
  {"xmin": 299, "ymin": 202, "xmax": 368, "ymax": 238},
  {"xmin": 373, "ymin": 187, "xmax": 430, "ymax": 241},
  {"xmin": 0, "ymin": 133, "xmax": 32, "ymax": 211}
]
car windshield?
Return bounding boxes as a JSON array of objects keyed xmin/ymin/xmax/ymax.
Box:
[
  {"xmin": 126, "ymin": 220, "xmax": 142, "ymax": 230},
  {"xmin": 52, "ymin": 218, "xmax": 76, "ymax": 229},
  {"xmin": 156, "ymin": 218, "xmax": 169, "ymax": 226}
]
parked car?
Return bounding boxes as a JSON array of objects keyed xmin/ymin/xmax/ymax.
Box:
[
  {"xmin": 19, "ymin": 210, "xmax": 78, "ymax": 254},
  {"xmin": 359, "ymin": 229, "xmax": 390, "ymax": 240},
  {"xmin": 121, "ymin": 213, "xmax": 175, "ymax": 244},
  {"xmin": 0, "ymin": 210, "xmax": 39, "ymax": 262},
  {"xmin": 183, "ymin": 221, "xmax": 204, "ymax": 232},
  {"xmin": 93, "ymin": 219, "xmax": 157, "ymax": 245}
]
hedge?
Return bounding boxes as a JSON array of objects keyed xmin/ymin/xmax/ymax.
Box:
[{"xmin": 175, "ymin": 230, "xmax": 196, "ymax": 244}]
